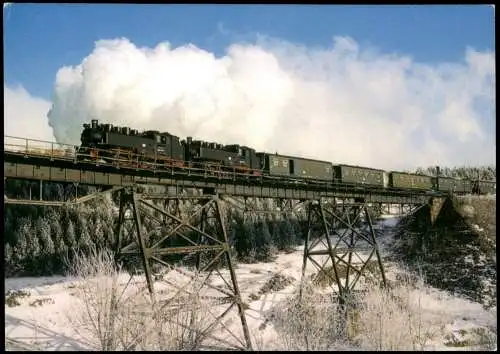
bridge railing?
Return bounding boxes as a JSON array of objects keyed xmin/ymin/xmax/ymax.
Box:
[
  {"xmin": 4, "ymin": 136, "xmax": 77, "ymax": 160},
  {"xmin": 3, "ymin": 135, "xmax": 265, "ymax": 180},
  {"xmin": 4, "ymin": 136, "xmax": 462, "ymax": 197}
]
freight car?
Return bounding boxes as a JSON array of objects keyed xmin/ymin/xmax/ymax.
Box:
[
  {"xmin": 437, "ymin": 177, "xmax": 457, "ymax": 193},
  {"xmin": 389, "ymin": 172, "xmax": 435, "ymax": 190},
  {"xmin": 457, "ymin": 179, "xmax": 474, "ymax": 194},
  {"xmin": 257, "ymin": 153, "xmax": 333, "ymax": 182},
  {"xmin": 334, "ymin": 164, "xmax": 385, "ymax": 187},
  {"xmin": 437, "ymin": 177, "xmax": 473, "ymax": 194},
  {"xmin": 473, "ymin": 180, "xmax": 496, "ymax": 195}
]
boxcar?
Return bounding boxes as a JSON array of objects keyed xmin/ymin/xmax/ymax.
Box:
[
  {"xmin": 436, "ymin": 177, "xmax": 473, "ymax": 194},
  {"xmin": 257, "ymin": 153, "xmax": 290, "ymax": 177},
  {"xmin": 438, "ymin": 177, "xmax": 457, "ymax": 193},
  {"xmin": 334, "ymin": 164, "xmax": 385, "ymax": 187},
  {"xmin": 257, "ymin": 153, "xmax": 333, "ymax": 181},
  {"xmin": 293, "ymin": 157, "xmax": 333, "ymax": 181},
  {"xmin": 455, "ymin": 179, "xmax": 473, "ymax": 194},
  {"xmin": 389, "ymin": 172, "xmax": 434, "ymax": 190},
  {"xmin": 475, "ymin": 180, "xmax": 496, "ymax": 195}
]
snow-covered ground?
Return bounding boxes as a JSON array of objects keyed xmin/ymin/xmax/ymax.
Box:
[{"xmin": 4, "ymin": 214, "xmax": 497, "ymax": 351}]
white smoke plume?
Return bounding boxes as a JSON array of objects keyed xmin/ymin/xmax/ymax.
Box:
[
  {"xmin": 47, "ymin": 36, "xmax": 495, "ymax": 170},
  {"xmin": 4, "ymin": 85, "xmax": 55, "ymax": 141}
]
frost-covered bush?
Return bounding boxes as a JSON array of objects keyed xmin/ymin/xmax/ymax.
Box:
[{"xmin": 67, "ymin": 247, "xmax": 210, "ymax": 351}]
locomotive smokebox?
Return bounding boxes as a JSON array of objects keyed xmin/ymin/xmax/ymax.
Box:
[{"xmin": 91, "ymin": 119, "xmax": 98, "ymax": 129}]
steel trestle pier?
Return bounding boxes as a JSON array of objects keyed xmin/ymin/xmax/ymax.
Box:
[{"xmin": 113, "ymin": 187, "xmax": 252, "ymax": 350}]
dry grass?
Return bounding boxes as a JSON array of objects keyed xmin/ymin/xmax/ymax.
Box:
[
  {"xmin": 354, "ymin": 279, "xmax": 446, "ymax": 350},
  {"xmin": 312, "ymin": 260, "xmax": 381, "ymax": 288},
  {"xmin": 5, "ymin": 289, "xmax": 31, "ymax": 308},
  {"xmin": 29, "ymin": 298, "xmax": 55, "ymax": 307},
  {"xmin": 64, "ymin": 246, "xmax": 495, "ymax": 351},
  {"xmin": 258, "ymin": 273, "xmax": 295, "ymax": 295},
  {"xmin": 312, "ymin": 264, "xmax": 348, "ymax": 287},
  {"xmin": 444, "ymin": 326, "xmax": 498, "ymax": 349},
  {"xmin": 66, "ymin": 247, "xmax": 210, "ymax": 351},
  {"xmin": 455, "ymin": 195, "xmax": 496, "ymax": 256},
  {"xmin": 270, "ymin": 281, "xmax": 343, "ymax": 350},
  {"xmin": 268, "ymin": 269, "xmax": 452, "ymax": 351}
]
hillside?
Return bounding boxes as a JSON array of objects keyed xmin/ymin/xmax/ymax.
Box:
[
  {"xmin": 454, "ymin": 195, "xmax": 496, "ymax": 258},
  {"xmin": 392, "ymin": 194, "xmax": 496, "ymax": 309}
]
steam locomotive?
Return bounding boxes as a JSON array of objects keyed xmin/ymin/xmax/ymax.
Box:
[
  {"xmin": 80, "ymin": 119, "xmax": 261, "ymax": 174},
  {"xmin": 78, "ymin": 119, "xmax": 496, "ymax": 195}
]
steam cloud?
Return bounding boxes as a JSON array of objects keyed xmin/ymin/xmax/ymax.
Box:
[
  {"xmin": 4, "ymin": 85, "xmax": 55, "ymax": 142},
  {"xmin": 27, "ymin": 36, "xmax": 500, "ymax": 170}
]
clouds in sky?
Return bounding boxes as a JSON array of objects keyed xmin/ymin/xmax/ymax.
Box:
[
  {"xmin": 4, "ymin": 85, "xmax": 55, "ymax": 142},
  {"xmin": 5, "ymin": 35, "xmax": 495, "ymax": 171}
]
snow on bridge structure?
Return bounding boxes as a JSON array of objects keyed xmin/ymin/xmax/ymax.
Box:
[{"xmin": 3, "ymin": 136, "xmax": 449, "ymax": 350}]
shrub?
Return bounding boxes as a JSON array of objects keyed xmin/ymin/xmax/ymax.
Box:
[{"xmin": 66, "ymin": 247, "xmax": 211, "ymax": 351}]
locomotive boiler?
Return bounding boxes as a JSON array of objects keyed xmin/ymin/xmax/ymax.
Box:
[
  {"xmin": 182, "ymin": 138, "xmax": 261, "ymax": 174},
  {"xmin": 79, "ymin": 119, "xmax": 183, "ymax": 166}
]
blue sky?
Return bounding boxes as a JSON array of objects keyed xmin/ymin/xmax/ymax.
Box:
[{"xmin": 4, "ymin": 4, "xmax": 495, "ymax": 100}]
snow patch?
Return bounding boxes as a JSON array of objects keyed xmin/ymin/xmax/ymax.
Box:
[{"xmin": 4, "ymin": 215, "xmax": 496, "ymax": 351}]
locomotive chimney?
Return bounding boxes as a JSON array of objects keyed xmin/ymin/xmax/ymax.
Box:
[
  {"xmin": 91, "ymin": 119, "xmax": 98, "ymax": 129},
  {"xmin": 435, "ymin": 166, "xmax": 440, "ymax": 177},
  {"xmin": 187, "ymin": 136, "xmax": 192, "ymax": 144}
]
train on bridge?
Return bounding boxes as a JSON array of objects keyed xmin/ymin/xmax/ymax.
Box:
[{"xmin": 77, "ymin": 119, "xmax": 495, "ymax": 195}]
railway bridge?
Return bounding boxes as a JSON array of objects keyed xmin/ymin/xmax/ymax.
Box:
[{"xmin": 3, "ymin": 136, "xmax": 450, "ymax": 350}]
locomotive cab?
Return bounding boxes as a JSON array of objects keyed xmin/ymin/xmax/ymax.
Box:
[{"xmin": 224, "ymin": 144, "xmax": 260, "ymax": 170}]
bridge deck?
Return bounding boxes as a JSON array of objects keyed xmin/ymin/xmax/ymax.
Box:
[
  {"xmin": 3, "ymin": 135, "xmax": 444, "ymax": 204},
  {"xmin": 4, "ymin": 159, "xmax": 435, "ymax": 204}
]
